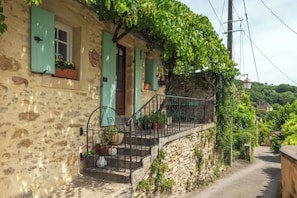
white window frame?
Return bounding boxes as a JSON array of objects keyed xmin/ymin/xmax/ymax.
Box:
[{"xmin": 55, "ymin": 22, "xmax": 72, "ymax": 62}]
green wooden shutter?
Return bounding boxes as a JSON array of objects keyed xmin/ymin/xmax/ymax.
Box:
[
  {"xmin": 101, "ymin": 31, "xmax": 116, "ymax": 126},
  {"xmin": 145, "ymin": 59, "xmax": 158, "ymax": 91},
  {"xmin": 31, "ymin": 6, "xmax": 55, "ymax": 74},
  {"xmin": 134, "ymin": 47, "xmax": 142, "ymax": 118}
]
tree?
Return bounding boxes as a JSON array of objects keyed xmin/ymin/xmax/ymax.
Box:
[{"xmin": 232, "ymin": 91, "xmax": 256, "ymax": 159}]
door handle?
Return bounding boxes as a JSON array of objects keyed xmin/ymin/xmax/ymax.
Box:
[
  {"xmin": 102, "ymin": 77, "xmax": 108, "ymax": 82},
  {"xmin": 34, "ymin": 36, "xmax": 43, "ymax": 43}
]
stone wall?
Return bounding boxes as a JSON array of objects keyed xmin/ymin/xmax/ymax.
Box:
[
  {"xmin": 0, "ymin": 0, "xmax": 163, "ymax": 197},
  {"xmin": 169, "ymin": 73, "xmax": 214, "ymax": 99},
  {"xmin": 135, "ymin": 126, "xmax": 222, "ymax": 197},
  {"xmin": 280, "ymin": 146, "xmax": 297, "ymax": 198}
]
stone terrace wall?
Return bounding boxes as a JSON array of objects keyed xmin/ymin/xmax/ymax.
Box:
[
  {"xmin": 169, "ymin": 73, "xmax": 214, "ymax": 99},
  {"xmin": 135, "ymin": 127, "xmax": 222, "ymax": 197},
  {"xmin": 0, "ymin": 0, "xmax": 163, "ymax": 197},
  {"xmin": 280, "ymin": 146, "xmax": 297, "ymax": 198}
]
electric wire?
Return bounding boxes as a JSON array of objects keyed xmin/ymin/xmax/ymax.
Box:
[
  {"xmin": 259, "ymin": 0, "xmax": 297, "ymax": 35},
  {"xmin": 233, "ymin": 2, "xmax": 241, "ymax": 20},
  {"xmin": 242, "ymin": 0, "xmax": 260, "ymax": 83},
  {"xmin": 207, "ymin": 0, "xmax": 226, "ymax": 34},
  {"xmin": 239, "ymin": 23, "xmax": 245, "ymax": 74},
  {"xmin": 241, "ymin": 30, "xmax": 246, "ymax": 74},
  {"xmin": 242, "ymin": 31, "xmax": 297, "ymax": 85},
  {"xmin": 219, "ymin": 0, "xmax": 226, "ymax": 34}
]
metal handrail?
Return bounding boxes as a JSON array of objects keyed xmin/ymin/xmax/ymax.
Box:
[{"xmin": 84, "ymin": 95, "xmax": 215, "ymax": 184}]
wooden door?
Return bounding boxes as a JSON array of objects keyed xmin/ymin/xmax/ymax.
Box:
[{"xmin": 116, "ymin": 45, "xmax": 126, "ymax": 115}]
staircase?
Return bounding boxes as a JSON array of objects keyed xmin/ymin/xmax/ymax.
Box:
[
  {"xmin": 83, "ymin": 130, "xmax": 158, "ymax": 183},
  {"xmin": 81, "ymin": 95, "xmax": 215, "ymax": 186}
]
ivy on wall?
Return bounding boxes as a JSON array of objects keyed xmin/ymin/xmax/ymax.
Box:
[
  {"xmin": 137, "ymin": 150, "xmax": 174, "ymax": 195},
  {"xmin": 0, "ymin": 3, "xmax": 7, "ymax": 33}
]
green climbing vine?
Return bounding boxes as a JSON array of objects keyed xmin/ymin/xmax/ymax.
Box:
[
  {"xmin": 194, "ymin": 145, "xmax": 204, "ymax": 172},
  {"xmin": 137, "ymin": 150, "xmax": 174, "ymax": 195},
  {"xmin": 209, "ymin": 71, "xmax": 237, "ymax": 159},
  {"xmin": 0, "ymin": 2, "xmax": 7, "ymax": 33}
]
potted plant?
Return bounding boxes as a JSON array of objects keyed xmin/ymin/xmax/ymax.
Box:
[
  {"xmin": 138, "ymin": 115, "xmax": 152, "ymax": 130},
  {"xmin": 95, "ymin": 132, "xmax": 112, "ymax": 156},
  {"xmin": 151, "ymin": 111, "xmax": 167, "ymax": 130},
  {"xmin": 54, "ymin": 55, "xmax": 78, "ymax": 80},
  {"xmin": 144, "ymin": 82, "xmax": 151, "ymax": 90},
  {"xmin": 104, "ymin": 125, "xmax": 124, "ymax": 145}
]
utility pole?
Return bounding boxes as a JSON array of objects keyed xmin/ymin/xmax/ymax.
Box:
[
  {"xmin": 227, "ymin": 0, "xmax": 233, "ymax": 59},
  {"xmin": 228, "ymin": 0, "xmax": 233, "ymax": 167}
]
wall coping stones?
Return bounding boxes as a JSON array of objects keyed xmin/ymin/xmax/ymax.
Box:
[{"xmin": 280, "ymin": 146, "xmax": 297, "ymax": 161}]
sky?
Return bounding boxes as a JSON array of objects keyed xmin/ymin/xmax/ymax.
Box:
[{"xmin": 179, "ymin": 0, "xmax": 297, "ymax": 86}]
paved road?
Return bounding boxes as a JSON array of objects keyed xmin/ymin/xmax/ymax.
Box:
[{"xmin": 185, "ymin": 146, "xmax": 281, "ymax": 198}]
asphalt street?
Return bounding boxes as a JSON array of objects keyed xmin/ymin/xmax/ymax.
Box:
[{"xmin": 185, "ymin": 146, "xmax": 281, "ymax": 198}]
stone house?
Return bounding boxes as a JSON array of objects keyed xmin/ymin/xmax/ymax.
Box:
[
  {"xmin": 256, "ymin": 102, "xmax": 273, "ymax": 114},
  {"xmin": 0, "ymin": 0, "xmax": 165, "ymax": 197}
]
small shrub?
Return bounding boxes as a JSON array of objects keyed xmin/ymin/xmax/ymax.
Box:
[{"xmin": 270, "ymin": 134, "xmax": 285, "ymax": 153}]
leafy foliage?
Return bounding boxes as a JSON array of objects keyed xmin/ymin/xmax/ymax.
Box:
[
  {"xmin": 0, "ymin": 3, "xmax": 7, "ymax": 33},
  {"xmin": 240, "ymin": 81, "xmax": 297, "ymax": 106},
  {"xmin": 210, "ymin": 71, "xmax": 236, "ymax": 156},
  {"xmin": 266, "ymin": 99, "xmax": 297, "ymax": 152},
  {"xmin": 281, "ymin": 113, "xmax": 297, "ymax": 146},
  {"xmin": 83, "ymin": 0, "xmax": 238, "ymax": 93},
  {"xmin": 257, "ymin": 122, "xmax": 270, "ymax": 146},
  {"xmin": 137, "ymin": 150, "xmax": 174, "ymax": 195},
  {"xmin": 231, "ymin": 90, "xmax": 256, "ymax": 160}
]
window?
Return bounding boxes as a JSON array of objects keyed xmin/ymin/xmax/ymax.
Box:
[
  {"xmin": 31, "ymin": 6, "xmax": 81, "ymax": 82},
  {"xmin": 145, "ymin": 59, "xmax": 158, "ymax": 91},
  {"xmin": 55, "ymin": 22, "xmax": 72, "ymax": 62}
]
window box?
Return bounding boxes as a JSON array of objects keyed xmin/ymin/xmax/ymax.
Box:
[{"xmin": 54, "ymin": 68, "xmax": 78, "ymax": 80}]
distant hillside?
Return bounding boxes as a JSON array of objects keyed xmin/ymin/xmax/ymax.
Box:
[{"xmin": 235, "ymin": 81, "xmax": 297, "ymax": 106}]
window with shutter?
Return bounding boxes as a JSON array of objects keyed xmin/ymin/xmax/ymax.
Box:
[
  {"xmin": 31, "ymin": 6, "xmax": 55, "ymax": 74},
  {"xmin": 31, "ymin": 7, "xmax": 80, "ymax": 82},
  {"xmin": 134, "ymin": 47, "xmax": 142, "ymax": 116},
  {"xmin": 145, "ymin": 59, "xmax": 158, "ymax": 91},
  {"xmin": 55, "ymin": 22, "xmax": 72, "ymax": 62}
]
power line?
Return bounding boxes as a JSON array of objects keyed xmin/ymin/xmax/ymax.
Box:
[
  {"xmin": 259, "ymin": 0, "xmax": 297, "ymax": 35},
  {"xmin": 243, "ymin": 0, "xmax": 260, "ymax": 83},
  {"xmin": 242, "ymin": 31, "xmax": 297, "ymax": 85},
  {"xmin": 207, "ymin": 0, "xmax": 226, "ymax": 34},
  {"xmin": 232, "ymin": 2, "xmax": 241, "ymax": 20}
]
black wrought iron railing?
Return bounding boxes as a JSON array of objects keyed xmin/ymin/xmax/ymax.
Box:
[
  {"xmin": 84, "ymin": 95, "xmax": 214, "ymax": 181},
  {"xmin": 128, "ymin": 94, "xmax": 214, "ymax": 136}
]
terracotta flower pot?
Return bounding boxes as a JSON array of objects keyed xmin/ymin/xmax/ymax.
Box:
[
  {"xmin": 144, "ymin": 83, "xmax": 151, "ymax": 90},
  {"xmin": 54, "ymin": 68, "xmax": 78, "ymax": 80},
  {"xmin": 95, "ymin": 144, "xmax": 110, "ymax": 156}
]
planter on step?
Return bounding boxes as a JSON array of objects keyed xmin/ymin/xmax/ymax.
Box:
[
  {"xmin": 111, "ymin": 133, "xmax": 124, "ymax": 145},
  {"xmin": 95, "ymin": 144, "xmax": 110, "ymax": 156},
  {"xmin": 108, "ymin": 147, "xmax": 117, "ymax": 156},
  {"xmin": 152, "ymin": 122, "xmax": 165, "ymax": 130}
]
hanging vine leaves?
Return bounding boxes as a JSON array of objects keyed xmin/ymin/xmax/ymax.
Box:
[{"xmin": 0, "ymin": 2, "xmax": 7, "ymax": 33}]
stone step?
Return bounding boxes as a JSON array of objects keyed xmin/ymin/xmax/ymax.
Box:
[
  {"xmin": 124, "ymin": 135, "xmax": 158, "ymax": 146},
  {"xmin": 83, "ymin": 167, "xmax": 131, "ymax": 183},
  {"xmin": 105, "ymin": 154, "xmax": 143, "ymax": 170},
  {"xmin": 117, "ymin": 144, "xmax": 151, "ymax": 157},
  {"xmin": 83, "ymin": 128, "xmax": 156, "ymax": 183},
  {"xmin": 85, "ymin": 154, "xmax": 143, "ymax": 170}
]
